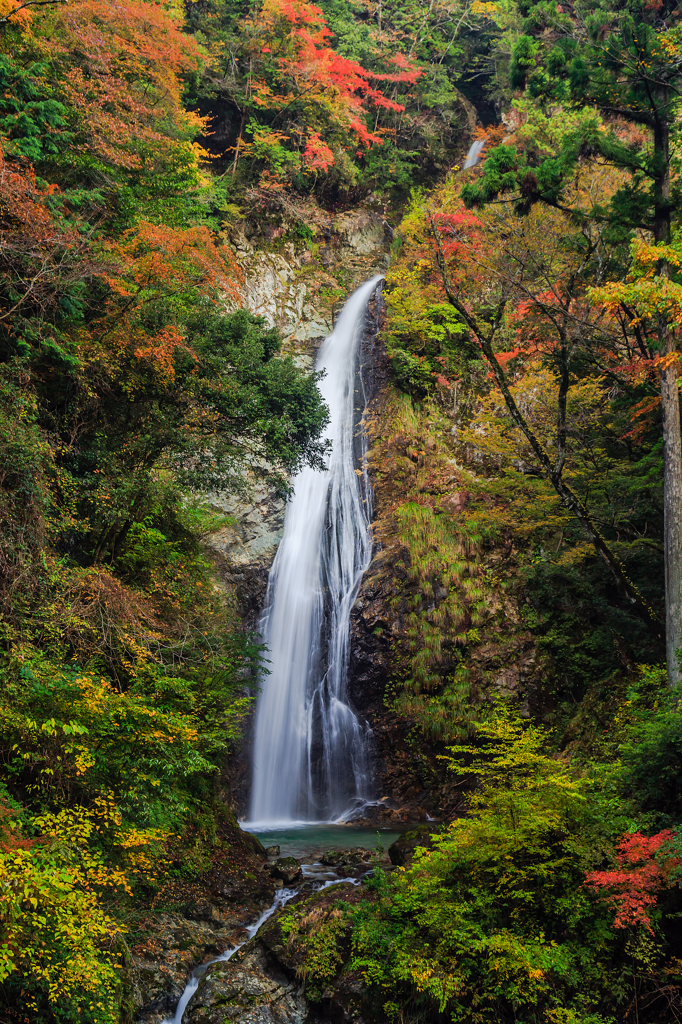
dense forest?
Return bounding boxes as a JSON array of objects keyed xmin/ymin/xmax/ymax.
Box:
[{"xmin": 1, "ymin": 0, "xmax": 682, "ymax": 1022}]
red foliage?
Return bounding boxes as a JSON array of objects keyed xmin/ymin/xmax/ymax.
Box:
[
  {"xmin": 255, "ymin": 0, "xmax": 422, "ymax": 156},
  {"xmin": 133, "ymin": 325, "xmax": 197, "ymax": 386},
  {"xmin": 0, "ymin": 146, "xmax": 95, "ymax": 323},
  {"xmin": 496, "ymin": 348, "xmax": 522, "ymax": 367},
  {"xmin": 585, "ymin": 830, "xmax": 676, "ymax": 932},
  {"xmin": 303, "ymin": 132, "xmax": 335, "ymax": 171},
  {"xmin": 432, "ymin": 208, "xmax": 485, "ymax": 291}
]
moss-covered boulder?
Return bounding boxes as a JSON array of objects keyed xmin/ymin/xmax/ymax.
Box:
[
  {"xmin": 270, "ymin": 857, "xmax": 302, "ymax": 884},
  {"xmin": 320, "ymin": 848, "xmax": 373, "ymax": 868},
  {"xmin": 387, "ymin": 824, "xmax": 440, "ymax": 867}
]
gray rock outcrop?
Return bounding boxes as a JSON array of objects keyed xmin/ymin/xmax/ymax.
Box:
[{"xmin": 184, "ymin": 942, "xmax": 307, "ymax": 1024}]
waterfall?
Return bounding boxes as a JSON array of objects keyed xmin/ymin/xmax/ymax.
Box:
[
  {"xmin": 463, "ymin": 138, "xmax": 486, "ymax": 169},
  {"xmin": 248, "ymin": 276, "xmax": 382, "ymax": 826}
]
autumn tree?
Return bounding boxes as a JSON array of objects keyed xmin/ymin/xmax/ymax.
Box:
[
  {"xmin": 462, "ymin": 0, "xmax": 682, "ymax": 681},
  {"xmin": 416, "ymin": 163, "xmax": 663, "ymax": 635}
]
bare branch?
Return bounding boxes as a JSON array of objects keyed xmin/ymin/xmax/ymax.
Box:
[{"xmin": 0, "ymin": 0, "xmax": 66, "ymax": 25}]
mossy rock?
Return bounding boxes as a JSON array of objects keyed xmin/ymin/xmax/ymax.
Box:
[
  {"xmin": 320, "ymin": 848, "xmax": 372, "ymax": 867},
  {"xmin": 260, "ymin": 884, "xmax": 359, "ymax": 1001},
  {"xmin": 388, "ymin": 824, "xmax": 441, "ymax": 867},
  {"xmin": 241, "ymin": 830, "xmax": 267, "ymax": 857},
  {"xmin": 270, "ymin": 856, "xmax": 302, "ymax": 883}
]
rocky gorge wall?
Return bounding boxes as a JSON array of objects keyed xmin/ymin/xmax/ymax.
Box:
[
  {"xmin": 206, "ymin": 199, "xmax": 393, "ymax": 626},
  {"xmin": 205, "ymin": 189, "xmax": 546, "ymax": 824}
]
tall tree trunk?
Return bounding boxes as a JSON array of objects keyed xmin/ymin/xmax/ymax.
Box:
[
  {"xmin": 660, "ymin": 350, "xmax": 682, "ymax": 684},
  {"xmin": 653, "ymin": 93, "xmax": 682, "ymax": 685}
]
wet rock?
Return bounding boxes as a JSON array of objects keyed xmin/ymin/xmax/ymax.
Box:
[
  {"xmin": 270, "ymin": 857, "xmax": 302, "ymax": 884},
  {"xmin": 319, "ymin": 849, "xmax": 372, "ymax": 868},
  {"xmin": 132, "ymin": 911, "xmax": 248, "ymax": 1023},
  {"xmin": 388, "ymin": 824, "xmax": 441, "ymax": 867},
  {"xmin": 185, "ymin": 941, "xmax": 307, "ymax": 1024},
  {"xmin": 265, "ymin": 846, "xmax": 280, "ymax": 858},
  {"xmin": 259, "ymin": 884, "xmax": 358, "ymax": 976},
  {"xmin": 205, "ymin": 481, "xmax": 286, "ymax": 623}
]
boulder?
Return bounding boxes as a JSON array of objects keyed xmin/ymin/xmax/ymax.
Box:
[
  {"xmin": 184, "ymin": 941, "xmax": 307, "ymax": 1024},
  {"xmin": 270, "ymin": 857, "xmax": 302, "ymax": 884},
  {"xmin": 319, "ymin": 849, "xmax": 372, "ymax": 868},
  {"xmin": 388, "ymin": 825, "xmax": 440, "ymax": 867}
]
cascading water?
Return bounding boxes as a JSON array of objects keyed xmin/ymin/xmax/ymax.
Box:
[
  {"xmin": 463, "ymin": 137, "xmax": 486, "ymax": 169},
  {"xmin": 248, "ymin": 276, "xmax": 382, "ymax": 826}
]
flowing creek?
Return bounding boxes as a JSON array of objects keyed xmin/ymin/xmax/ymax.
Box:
[
  {"xmin": 163, "ymin": 824, "xmax": 406, "ymax": 1024},
  {"xmin": 161, "ymin": 886, "xmax": 299, "ymax": 1024}
]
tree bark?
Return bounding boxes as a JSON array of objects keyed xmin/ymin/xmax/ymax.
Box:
[
  {"xmin": 660, "ymin": 350, "xmax": 682, "ymax": 682},
  {"xmin": 653, "ymin": 91, "xmax": 682, "ymax": 684}
]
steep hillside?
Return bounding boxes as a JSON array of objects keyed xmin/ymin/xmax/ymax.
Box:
[{"xmin": 2, "ymin": 0, "xmax": 682, "ymax": 1021}]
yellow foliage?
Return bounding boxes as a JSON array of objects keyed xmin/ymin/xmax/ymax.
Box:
[{"xmin": 0, "ymin": 807, "xmax": 128, "ymax": 1022}]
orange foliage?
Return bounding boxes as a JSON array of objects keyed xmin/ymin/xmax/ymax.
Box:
[
  {"xmin": 47, "ymin": 0, "xmax": 206, "ymax": 168},
  {"xmin": 104, "ymin": 221, "xmax": 242, "ymax": 304},
  {"xmin": 133, "ymin": 325, "xmax": 197, "ymax": 385},
  {"xmin": 0, "ymin": 0, "xmax": 36, "ymax": 29}
]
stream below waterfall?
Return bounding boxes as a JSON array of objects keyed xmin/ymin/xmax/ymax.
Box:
[{"xmin": 161, "ymin": 823, "xmax": 406, "ymax": 1024}]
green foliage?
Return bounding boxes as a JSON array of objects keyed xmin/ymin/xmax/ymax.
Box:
[
  {"xmin": 0, "ymin": 648, "xmax": 254, "ymax": 826},
  {"xmin": 463, "ymin": 0, "xmax": 682, "ymax": 237},
  {"xmin": 280, "ymin": 898, "xmax": 351, "ymax": 1000},
  {"xmin": 615, "ymin": 667, "xmax": 682, "ymax": 824},
  {"xmin": 0, "ymin": 56, "xmax": 69, "ymax": 162},
  {"xmin": 350, "ymin": 706, "xmax": 673, "ymax": 1024}
]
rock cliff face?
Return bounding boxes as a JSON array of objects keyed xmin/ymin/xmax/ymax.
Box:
[
  {"xmin": 345, "ymin": 354, "xmax": 546, "ymax": 818},
  {"xmin": 207, "ymin": 193, "xmax": 543, "ymax": 822},
  {"xmin": 206, "ymin": 200, "xmax": 393, "ymax": 630}
]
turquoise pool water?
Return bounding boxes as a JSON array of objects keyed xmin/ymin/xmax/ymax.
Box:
[{"xmin": 243, "ymin": 822, "xmax": 409, "ymax": 860}]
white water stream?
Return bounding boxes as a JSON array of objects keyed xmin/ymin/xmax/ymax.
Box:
[
  {"xmin": 161, "ymin": 887, "xmax": 298, "ymax": 1024},
  {"xmin": 162, "ymin": 874, "xmax": 362, "ymax": 1024},
  {"xmin": 248, "ymin": 277, "xmax": 382, "ymax": 826}
]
